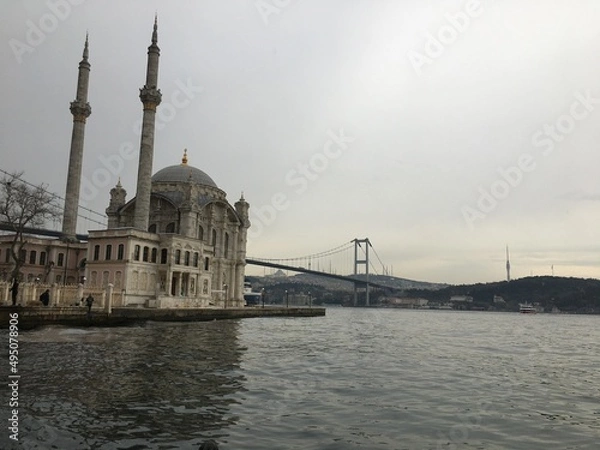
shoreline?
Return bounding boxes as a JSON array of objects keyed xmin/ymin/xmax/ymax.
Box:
[{"xmin": 0, "ymin": 306, "xmax": 326, "ymax": 330}]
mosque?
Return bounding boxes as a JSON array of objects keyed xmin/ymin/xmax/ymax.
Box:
[{"xmin": 0, "ymin": 19, "xmax": 250, "ymax": 308}]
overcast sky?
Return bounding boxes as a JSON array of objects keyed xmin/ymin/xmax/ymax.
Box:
[{"xmin": 1, "ymin": 0, "xmax": 599, "ymax": 284}]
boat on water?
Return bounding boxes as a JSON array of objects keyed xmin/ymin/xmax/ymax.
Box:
[
  {"xmin": 243, "ymin": 281, "xmax": 263, "ymax": 306},
  {"xmin": 519, "ymin": 303, "xmax": 537, "ymax": 314}
]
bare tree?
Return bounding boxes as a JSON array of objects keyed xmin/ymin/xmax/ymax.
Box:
[{"xmin": 0, "ymin": 172, "xmax": 62, "ymax": 281}]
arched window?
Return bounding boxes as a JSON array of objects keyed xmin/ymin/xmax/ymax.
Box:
[
  {"xmin": 117, "ymin": 244, "xmax": 124, "ymax": 260},
  {"xmin": 105, "ymin": 244, "xmax": 112, "ymax": 260},
  {"xmin": 29, "ymin": 251, "xmax": 37, "ymax": 265},
  {"xmin": 198, "ymin": 225, "xmax": 204, "ymax": 241},
  {"xmin": 193, "ymin": 252, "xmax": 199, "ymax": 267},
  {"xmin": 184, "ymin": 251, "xmax": 190, "ymax": 266},
  {"xmin": 175, "ymin": 250, "xmax": 181, "ymax": 264},
  {"xmin": 224, "ymin": 233, "xmax": 230, "ymax": 258},
  {"xmin": 134, "ymin": 245, "xmax": 141, "ymax": 261},
  {"xmin": 143, "ymin": 246, "xmax": 149, "ymax": 262},
  {"xmin": 204, "ymin": 257, "xmax": 210, "ymax": 271},
  {"xmin": 166, "ymin": 222, "xmax": 176, "ymax": 233},
  {"xmin": 39, "ymin": 251, "xmax": 46, "ymax": 266},
  {"xmin": 211, "ymin": 229, "xmax": 217, "ymax": 246},
  {"xmin": 148, "ymin": 223, "xmax": 157, "ymax": 233},
  {"xmin": 160, "ymin": 249, "xmax": 168, "ymax": 264},
  {"xmin": 151, "ymin": 248, "xmax": 157, "ymax": 263},
  {"xmin": 93, "ymin": 245, "xmax": 100, "ymax": 261}
]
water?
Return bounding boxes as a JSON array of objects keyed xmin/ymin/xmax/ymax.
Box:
[{"xmin": 1, "ymin": 308, "xmax": 599, "ymax": 449}]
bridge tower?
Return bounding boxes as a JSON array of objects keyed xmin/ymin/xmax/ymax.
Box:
[{"xmin": 353, "ymin": 238, "xmax": 370, "ymax": 306}]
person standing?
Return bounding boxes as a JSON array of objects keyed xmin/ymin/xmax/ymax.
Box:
[
  {"xmin": 85, "ymin": 294, "xmax": 94, "ymax": 318},
  {"xmin": 9, "ymin": 279, "xmax": 19, "ymax": 306},
  {"xmin": 39, "ymin": 289, "xmax": 50, "ymax": 306}
]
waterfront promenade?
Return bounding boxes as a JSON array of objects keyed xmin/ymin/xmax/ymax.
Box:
[{"xmin": 0, "ymin": 306, "xmax": 325, "ymax": 330}]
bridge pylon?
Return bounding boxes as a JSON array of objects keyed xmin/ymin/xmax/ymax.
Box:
[{"xmin": 353, "ymin": 238, "xmax": 370, "ymax": 306}]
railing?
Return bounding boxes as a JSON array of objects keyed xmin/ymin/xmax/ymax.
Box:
[{"xmin": 0, "ymin": 281, "xmax": 106, "ymax": 307}]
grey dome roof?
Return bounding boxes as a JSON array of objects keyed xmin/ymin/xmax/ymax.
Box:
[{"xmin": 152, "ymin": 164, "xmax": 217, "ymax": 187}]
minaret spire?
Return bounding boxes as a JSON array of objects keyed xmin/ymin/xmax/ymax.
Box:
[
  {"xmin": 133, "ymin": 17, "xmax": 162, "ymax": 230},
  {"xmin": 152, "ymin": 14, "xmax": 158, "ymax": 45},
  {"xmin": 61, "ymin": 34, "xmax": 92, "ymax": 241},
  {"xmin": 506, "ymin": 245, "xmax": 511, "ymax": 282}
]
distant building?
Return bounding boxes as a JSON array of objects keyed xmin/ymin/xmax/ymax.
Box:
[
  {"xmin": 383, "ymin": 297, "xmax": 429, "ymax": 308},
  {"xmin": 450, "ymin": 295, "xmax": 473, "ymax": 303}
]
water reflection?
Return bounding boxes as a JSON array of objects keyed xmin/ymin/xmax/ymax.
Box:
[{"xmin": 13, "ymin": 320, "xmax": 246, "ymax": 448}]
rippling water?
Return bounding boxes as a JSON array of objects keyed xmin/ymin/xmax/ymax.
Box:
[{"xmin": 1, "ymin": 308, "xmax": 599, "ymax": 449}]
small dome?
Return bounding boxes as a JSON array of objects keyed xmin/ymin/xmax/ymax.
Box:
[{"xmin": 151, "ymin": 150, "xmax": 217, "ymax": 187}]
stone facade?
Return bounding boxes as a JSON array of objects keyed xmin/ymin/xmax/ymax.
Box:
[{"xmin": 0, "ymin": 236, "xmax": 86, "ymax": 285}]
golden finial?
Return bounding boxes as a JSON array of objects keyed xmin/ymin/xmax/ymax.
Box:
[{"xmin": 181, "ymin": 148, "xmax": 188, "ymax": 165}]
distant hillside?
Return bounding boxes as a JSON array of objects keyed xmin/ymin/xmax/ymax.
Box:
[
  {"xmin": 247, "ymin": 273, "xmax": 600, "ymax": 313},
  {"xmin": 405, "ymin": 276, "xmax": 600, "ymax": 313},
  {"xmin": 248, "ymin": 272, "xmax": 445, "ymax": 292}
]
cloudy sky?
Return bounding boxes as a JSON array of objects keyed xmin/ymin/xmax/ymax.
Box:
[{"xmin": 1, "ymin": 0, "xmax": 599, "ymax": 284}]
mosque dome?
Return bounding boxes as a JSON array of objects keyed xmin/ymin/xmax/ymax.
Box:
[{"xmin": 151, "ymin": 150, "xmax": 218, "ymax": 188}]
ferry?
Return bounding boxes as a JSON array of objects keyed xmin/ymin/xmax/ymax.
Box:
[
  {"xmin": 243, "ymin": 281, "xmax": 263, "ymax": 306},
  {"xmin": 519, "ymin": 303, "xmax": 537, "ymax": 314}
]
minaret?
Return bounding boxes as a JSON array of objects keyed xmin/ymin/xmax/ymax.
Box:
[
  {"xmin": 61, "ymin": 34, "xmax": 92, "ymax": 241},
  {"xmin": 133, "ymin": 16, "xmax": 162, "ymax": 230},
  {"xmin": 506, "ymin": 246, "xmax": 511, "ymax": 282}
]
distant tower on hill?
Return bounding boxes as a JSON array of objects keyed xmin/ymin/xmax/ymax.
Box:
[{"xmin": 506, "ymin": 246, "xmax": 511, "ymax": 282}]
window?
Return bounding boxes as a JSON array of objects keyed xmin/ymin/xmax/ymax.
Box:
[
  {"xmin": 184, "ymin": 251, "xmax": 190, "ymax": 266},
  {"xmin": 198, "ymin": 226, "xmax": 204, "ymax": 241},
  {"xmin": 39, "ymin": 251, "xmax": 46, "ymax": 266},
  {"xmin": 93, "ymin": 245, "xmax": 100, "ymax": 261},
  {"xmin": 193, "ymin": 252, "xmax": 199, "ymax": 267},
  {"xmin": 19, "ymin": 249, "xmax": 26, "ymax": 263},
  {"xmin": 143, "ymin": 246, "xmax": 149, "ymax": 262},
  {"xmin": 117, "ymin": 244, "xmax": 124, "ymax": 260},
  {"xmin": 160, "ymin": 249, "xmax": 168, "ymax": 264},
  {"xmin": 55, "ymin": 275, "xmax": 62, "ymax": 283},
  {"xmin": 115, "ymin": 271, "xmax": 122, "ymax": 289},
  {"xmin": 105, "ymin": 244, "xmax": 112, "ymax": 260},
  {"xmin": 175, "ymin": 250, "xmax": 181, "ymax": 264},
  {"xmin": 211, "ymin": 230, "xmax": 217, "ymax": 246},
  {"xmin": 224, "ymin": 233, "xmax": 229, "ymax": 258},
  {"xmin": 57, "ymin": 253, "xmax": 64, "ymax": 267},
  {"xmin": 151, "ymin": 248, "xmax": 157, "ymax": 263},
  {"xmin": 204, "ymin": 257, "xmax": 210, "ymax": 271},
  {"xmin": 134, "ymin": 245, "xmax": 140, "ymax": 261},
  {"xmin": 149, "ymin": 223, "xmax": 157, "ymax": 233},
  {"xmin": 29, "ymin": 251, "xmax": 37, "ymax": 265},
  {"xmin": 166, "ymin": 222, "xmax": 175, "ymax": 233}
]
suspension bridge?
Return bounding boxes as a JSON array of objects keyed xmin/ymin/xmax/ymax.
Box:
[{"xmin": 247, "ymin": 238, "xmax": 393, "ymax": 306}]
